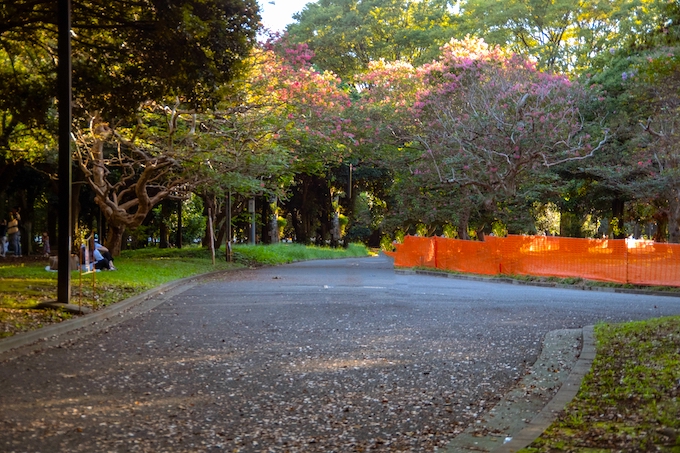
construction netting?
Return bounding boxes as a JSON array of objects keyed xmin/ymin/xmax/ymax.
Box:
[{"xmin": 386, "ymin": 235, "xmax": 680, "ymax": 287}]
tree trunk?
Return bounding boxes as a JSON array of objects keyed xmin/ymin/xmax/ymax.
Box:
[
  {"xmin": 201, "ymin": 194, "xmax": 216, "ymax": 248},
  {"xmin": 653, "ymin": 210, "xmax": 668, "ymax": 243},
  {"xmin": 457, "ymin": 206, "xmax": 470, "ymax": 240},
  {"xmin": 261, "ymin": 196, "xmax": 271, "ymax": 244},
  {"xmin": 269, "ymin": 195, "xmax": 279, "ymax": 244},
  {"xmin": 215, "ymin": 220, "xmax": 226, "ymax": 249},
  {"xmin": 105, "ymin": 223, "xmax": 127, "ymax": 256},
  {"xmin": 214, "ymin": 199, "xmax": 227, "ymax": 247},
  {"xmin": 319, "ymin": 184, "xmax": 332, "ymax": 245},
  {"xmin": 82, "ymin": 116, "xmax": 185, "ymax": 256},
  {"xmin": 291, "ymin": 209, "xmax": 305, "ymax": 244},
  {"xmin": 611, "ymin": 198, "xmax": 626, "ymax": 239},
  {"xmin": 159, "ymin": 201, "xmax": 172, "ymax": 248},
  {"xmin": 668, "ymin": 190, "xmax": 680, "ymax": 243},
  {"xmin": 341, "ymin": 181, "xmax": 358, "ymax": 248},
  {"xmin": 330, "ymin": 193, "xmax": 340, "ymax": 248}
]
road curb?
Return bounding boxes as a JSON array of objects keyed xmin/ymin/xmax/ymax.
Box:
[
  {"xmin": 0, "ymin": 269, "xmax": 230, "ymax": 360},
  {"xmin": 491, "ymin": 325, "xmax": 596, "ymax": 452},
  {"xmin": 444, "ymin": 326, "xmax": 596, "ymax": 452}
]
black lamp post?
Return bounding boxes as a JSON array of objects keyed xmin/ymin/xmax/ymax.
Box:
[{"xmin": 57, "ymin": 0, "xmax": 72, "ymax": 303}]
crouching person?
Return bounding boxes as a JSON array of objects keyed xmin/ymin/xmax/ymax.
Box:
[{"xmin": 90, "ymin": 237, "xmax": 116, "ymax": 270}]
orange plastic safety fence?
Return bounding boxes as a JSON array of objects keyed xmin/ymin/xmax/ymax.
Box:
[
  {"xmin": 435, "ymin": 236, "xmax": 499, "ymax": 275},
  {"xmin": 391, "ymin": 235, "xmax": 680, "ymax": 287},
  {"xmin": 391, "ymin": 236, "xmax": 436, "ymax": 268}
]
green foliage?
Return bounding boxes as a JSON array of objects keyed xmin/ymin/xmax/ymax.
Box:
[
  {"xmin": 232, "ymin": 242, "xmax": 370, "ymax": 265},
  {"xmin": 345, "ymin": 191, "xmax": 385, "ymax": 245},
  {"xmin": 458, "ymin": 0, "xmax": 675, "ymax": 73},
  {"xmin": 581, "ymin": 41, "xmax": 680, "ymax": 241},
  {"xmin": 286, "ymin": 0, "xmax": 454, "ymax": 80},
  {"xmin": 178, "ymin": 194, "xmax": 207, "ymax": 245},
  {"xmin": 379, "ymin": 234, "xmax": 395, "ymax": 251},
  {"xmin": 531, "ymin": 202, "xmax": 561, "ymax": 236},
  {"xmin": 0, "ymin": 0, "xmax": 259, "ymax": 159}
]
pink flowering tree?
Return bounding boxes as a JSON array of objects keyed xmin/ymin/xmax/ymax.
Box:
[
  {"xmin": 259, "ymin": 39, "xmax": 354, "ymax": 244},
  {"xmin": 409, "ymin": 37, "xmax": 608, "ymax": 237},
  {"xmin": 197, "ymin": 41, "xmax": 354, "ymax": 246},
  {"xmin": 270, "ymin": 42, "xmax": 353, "ymax": 170},
  {"xmin": 351, "ymin": 60, "xmax": 426, "ymax": 152},
  {"xmin": 344, "ymin": 60, "xmax": 429, "ymax": 238}
]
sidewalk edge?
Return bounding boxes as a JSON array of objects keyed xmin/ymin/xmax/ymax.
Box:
[
  {"xmin": 396, "ymin": 268, "xmax": 680, "ymax": 298},
  {"xmin": 491, "ymin": 325, "xmax": 596, "ymax": 452},
  {"xmin": 0, "ymin": 270, "xmax": 229, "ymax": 359}
]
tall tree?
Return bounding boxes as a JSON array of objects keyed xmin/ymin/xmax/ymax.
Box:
[
  {"xmin": 407, "ymin": 37, "xmax": 608, "ymax": 236},
  {"xmin": 612, "ymin": 47, "xmax": 680, "ymax": 242},
  {"xmin": 347, "ymin": 59, "xmax": 427, "ymax": 237},
  {"xmin": 1, "ymin": 0, "xmax": 260, "ymax": 252},
  {"xmin": 563, "ymin": 1, "xmax": 680, "ymax": 241},
  {"xmin": 286, "ymin": 0, "xmax": 456, "ymax": 80},
  {"xmin": 260, "ymin": 40, "xmax": 353, "ymax": 244},
  {"xmin": 458, "ymin": 0, "xmax": 674, "ymax": 73}
]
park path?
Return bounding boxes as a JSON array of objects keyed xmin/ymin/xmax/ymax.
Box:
[{"xmin": 1, "ymin": 255, "xmax": 679, "ymax": 452}]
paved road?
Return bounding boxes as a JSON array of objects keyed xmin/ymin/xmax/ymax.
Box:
[{"xmin": 1, "ymin": 255, "xmax": 679, "ymax": 452}]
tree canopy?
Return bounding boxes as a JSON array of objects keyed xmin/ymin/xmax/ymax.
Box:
[
  {"xmin": 286, "ymin": 0, "xmax": 455, "ymax": 80},
  {"xmin": 4, "ymin": 0, "xmax": 680, "ymax": 256}
]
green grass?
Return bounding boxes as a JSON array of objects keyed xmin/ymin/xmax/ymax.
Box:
[
  {"xmin": 0, "ymin": 243, "xmax": 371, "ymax": 338},
  {"xmin": 233, "ymin": 242, "xmax": 371, "ymax": 265},
  {"xmin": 519, "ymin": 316, "xmax": 680, "ymax": 452}
]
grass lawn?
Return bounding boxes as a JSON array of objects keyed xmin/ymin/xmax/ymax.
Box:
[
  {"xmin": 520, "ymin": 316, "xmax": 680, "ymax": 452},
  {"xmin": 0, "ymin": 243, "xmax": 371, "ymax": 338}
]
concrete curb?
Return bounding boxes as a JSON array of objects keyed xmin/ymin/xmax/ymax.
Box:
[
  {"xmin": 0, "ymin": 269, "xmax": 230, "ymax": 360},
  {"xmin": 491, "ymin": 325, "xmax": 595, "ymax": 452},
  {"xmin": 396, "ymin": 268, "xmax": 680, "ymax": 298},
  {"xmin": 444, "ymin": 327, "xmax": 594, "ymax": 452}
]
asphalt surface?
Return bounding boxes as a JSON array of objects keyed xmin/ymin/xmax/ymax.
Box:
[{"xmin": 1, "ymin": 254, "xmax": 680, "ymax": 452}]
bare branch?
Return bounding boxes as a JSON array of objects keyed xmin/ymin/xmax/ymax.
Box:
[{"xmin": 544, "ymin": 132, "xmax": 609, "ymax": 167}]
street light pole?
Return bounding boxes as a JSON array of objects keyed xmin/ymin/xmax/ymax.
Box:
[
  {"xmin": 57, "ymin": 0, "xmax": 72, "ymax": 304},
  {"xmin": 249, "ymin": 197, "xmax": 256, "ymax": 245}
]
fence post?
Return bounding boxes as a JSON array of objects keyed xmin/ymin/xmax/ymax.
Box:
[
  {"xmin": 433, "ymin": 237, "xmax": 438, "ymax": 269},
  {"xmin": 625, "ymin": 240, "xmax": 629, "ymax": 284}
]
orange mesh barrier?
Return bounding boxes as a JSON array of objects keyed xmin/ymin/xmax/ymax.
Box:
[
  {"xmin": 434, "ymin": 236, "xmax": 499, "ymax": 275},
  {"xmin": 485, "ymin": 235, "xmax": 629, "ymax": 283},
  {"xmin": 392, "ymin": 236, "xmax": 436, "ymax": 268},
  {"xmin": 391, "ymin": 235, "xmax": 680, "ymax": 287},
  {"xmin": 627, "ymin": 241, "xmax": 680, "ymax": 287}
]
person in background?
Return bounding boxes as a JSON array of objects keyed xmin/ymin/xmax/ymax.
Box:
[
  {"xmin": 89, "ymin": 236, "xmax": 116, "ymax": 270},
  {"xmin": 0, "ymin": 219, "xmax": 7, "ymax": 257},
  {"xmin": 7, "ymin": 208, "xmax": 20, "ymax": 257},
  {"xmin": 42, "ymin": 231, "xmax": 51, "ymax": 257}
]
